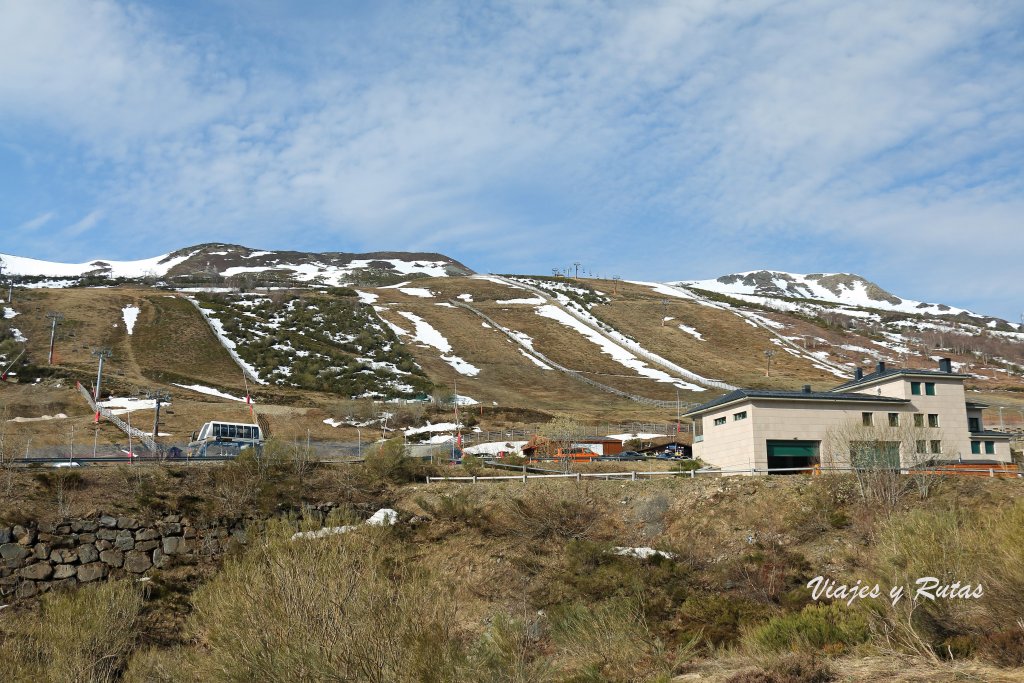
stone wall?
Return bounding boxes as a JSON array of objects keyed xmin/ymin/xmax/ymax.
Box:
[{"xmin": 0, "ymin": 513, "xmax": 254, "ymax": 600}]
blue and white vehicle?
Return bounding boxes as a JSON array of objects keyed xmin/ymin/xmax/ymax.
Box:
[{"xmin": 187, "ymin": 421, "xmax": 264, "ymax": 458}]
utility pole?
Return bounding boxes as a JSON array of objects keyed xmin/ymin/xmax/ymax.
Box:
[
  {"xmin": 764, "ymin": 349, "xmax": 776, "ymax": 377},
  {"xmin": 573, "ymin": 262, "xmax": 581, "ymax": 280},
  {"xmin": 91, "ymin": 348, "xmax": 112, "ymax": 423},
  {"xmin": 661, "ymin": 299, "xmax": 669, "ymax": 326},
  {"xmin": 46, "ymin": 312, "xmax": 64, "ymax": 365}
]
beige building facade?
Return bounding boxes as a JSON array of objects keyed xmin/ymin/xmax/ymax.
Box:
[{"xmin": 688, "ymin": 359, "xmax": 1013, "ymax": 474}]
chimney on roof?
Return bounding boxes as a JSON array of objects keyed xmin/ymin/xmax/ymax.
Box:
[
  {"xmin": 876, "ymin": 361, "xmax": 886, "ymax": 374},
  {"xmin": 938, "ymin": 357, "xmax": 952, "ymax": 373},
  {"xmin": 802, "ymin": 384, "xmax": 812, "ymax": 393},
  {"xmin": 854, "ymin": 368, "xmax": 864, "ymax": 380}
]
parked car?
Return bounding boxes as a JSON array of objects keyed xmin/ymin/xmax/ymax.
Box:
[{"xmin": 617, "ymin": 451, "xmax": 645, "ymax": 461}]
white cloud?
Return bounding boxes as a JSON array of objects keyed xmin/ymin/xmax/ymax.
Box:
[{"xmin": 0, "ymin": 1, "xmax": 1021, "ymax": 316}]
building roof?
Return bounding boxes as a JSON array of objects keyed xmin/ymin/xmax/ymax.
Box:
[
  {"xmin": 685, "ymin": 389, "xmax": 910, "ymax": 417},
  {"xmin": 832, "ymin": 367, "xmax": 967, "ymax": 391},
  {"xmin": 965, "ymin": 401, "xmax": 990, "ymax": 409}
]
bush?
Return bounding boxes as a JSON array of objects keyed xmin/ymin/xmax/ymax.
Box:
[
  {"xmin": 550, "ymin": 597, "xmax": 693, "ymax": 681},
  {"xmin": 1, "ymin": 581, "xmax": 143, "ymax": 682},
  {"xmin": 469, "ymin": 613, "xmax": 553, "ymax": 683},
  {"xmin": 362, "ymin": 438, "xmax": 433, "ymax": 486},
  {"xmin": 745, "ymin": 603, "xmax": 871, "ymax": 655},
  {"xmin": 494, "ymin": 484, "xmax": 609, "ymax": 542},
  {"xmin": 189, "ymin": 519, "xmax": 465, "ymax": 682}
]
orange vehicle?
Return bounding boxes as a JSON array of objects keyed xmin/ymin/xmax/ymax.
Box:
[{"xmin": 551, "ymin": 446, "xmax": 599, "ymax": 462}]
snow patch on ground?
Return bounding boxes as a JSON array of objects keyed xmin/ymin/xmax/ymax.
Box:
[
  {"xmin": 397, "ymin": 287, "xmax": 434, "ymax": 298},
  {"xmin": 613, "ymin": 547, "xmax": 677, "ymax": 560},
  {"xmin": 520, "ymin": 348, "xmax": 552, "ymax": 369},
  {"xmin": 7, "ymin": 413, "xmax": 68, "ymax": 423},
  {"xmin": 497, "ymin": 297, "xmax": 545, "ymax": 305},
  {"xmin": 677, "ymin": 323, "xmax": 704, "ymax": 341},
  {"xmin": 172, "ymin": 384, "xmax": 248, "ymax": 403},
  {"xmin": 122, "ymin": 305, "xmax": 140, "ymax": 335},
  {"xmin": 189, "ymin": 299, "xmax": 267, "ymax": 384},
  {"xmin": 98, "ymin": 397, "xmax": 165, "ymax": 415},
  {"xmin": 463, "ymin": 441, "xmax": 528, "ymax": 456},
  {"xmin": 396, "ymin": 311, "xmax": 481, "ymax": 377},
  {"xmin": 11, "ymin": 329, "xmax": 26, "ymax": 342},
  {"xmin": 605, "ymin": 433, "xmax": 663, "ymax": 440},
  {"xmin": 2, "ymin": 307, "xmax": 17, "ymax": 319},
  {"xmin": 456, "ymin": 293, "xmax": 474, "ymax": 302},
  {"xmin": 355, "ymin": 290, "xmax": 378, "ymax": 304}
]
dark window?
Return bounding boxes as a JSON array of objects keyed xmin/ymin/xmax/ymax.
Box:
[
  {"xmin": 243, "ymin": 426, "xmax": 252, "ymax": 439},
  {"xmin": 928, "ymin": 414, "xmax": 939, "ymax": 428},
  {"xmin": 985, "ymin": 441, "xmax": 995, "ymax": 455},
  {"xmin": 911, "ymin": 382, "xmax": 922, "ymax": 395},
  {"xmin": 888, "ymin": 413, "xmax": 899, "ymax": 427},
  {"xmin": 971, "ymin": 441, "xmax": 981, "ymax": 455},
  {"xmin": 713, "ymin": 417, "xmax": 726, "ymax": 426},
  {"xmin": 253, "ymin": 427, "xmax": 260, "ymax": 440},
  {"xmin": 213, "ymin": 423, "xmax": 222, "ymax": 438},
  {"xmin": 913, "ymin": 414, "xmax": 924, "ymax": 428},
  {"xmin": 968, "ymin": 417, "xmax": 980, "ymax": 432},
  {"xmin": 916, "ymin": 440, "xmax": 926, "ymax": 454},
  {"xmin": 733, "ymin": 411, "xmax": 747, "ymax": 421},
  {"xmin": 925, "ymin": 383, "xmax": 936, "ymax": 396},
  {"xmin": 862, "ymin": 412, "xmax": 873, "ymax": 427},
  {"xmin": 930, "ymin": 440, "xmax": 942, "ymax": 454}
]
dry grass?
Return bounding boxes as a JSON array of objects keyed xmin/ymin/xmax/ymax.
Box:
[{"xmin": 0, "ymin": 581, "xmax": 143, "ymax": 683}]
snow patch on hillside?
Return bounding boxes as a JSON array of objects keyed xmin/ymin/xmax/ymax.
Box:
[
  {"xmin": 395, "ymin": 311, "xmax": 481, "ymax": 377},
  {"xmin": 172, "ymin": 384, "xmax": 249, "ymax": 402},
  {"xmin": 122, "ymin": 305, "xmax": 140, "ymax": 335},
  {"xmin": 0, "ymin": 249, "xmax": 199, "ymax": 278},
  {"xmin": 677, "ymin": 324, "xmax": 704, "ymax": 341}
]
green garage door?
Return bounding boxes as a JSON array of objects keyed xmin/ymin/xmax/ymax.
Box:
[{"xmin": 766, "ymin": 441, "xmax": 820, "ymax": 473}]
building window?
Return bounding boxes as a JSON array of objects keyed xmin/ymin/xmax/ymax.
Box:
[
  {"xmin": 971, "ymin": 441, "xmax": 981, "ymax": 455},
  {"xmin": 985, "ymin": 441, "xmax": 995, "ymax": 455},
  {"xmin": 911, "ymin": 382, "xmax": 922, "ymax": 395},
  {"xmin": 913, "ymin": 414, "xmax": 924, "ymax": 428},
  {"xmin": 928, "ymin": 414, "xmax": 939, "ymax": 428},
  {"xmin": 916, "ymin": 440, "xmax": 926, "ymax": 454},
  {"xmin": 862, "ymin": 412, "xmax": 873, "ymax": 426},
  {"xmin": 968, "ymin": 417, "xmax": 980, "ymax": 432},
  {"xmin": 888, "ymin": 413, "xmax": 899, "ymax": 427},
  {"xmin": 733, "ymin": 411, "xmax": 747, "ymax": 421},
  {"xmin": 925, "ymin": 382, "xmax": 936, "ymax": 396},
  {"xmin": 713, "ymin": 417, "xmax": 726, "ymax": 426},
  {"xmin": 930, "ymin": 440, "xmax": 942, "ymax": 454}
]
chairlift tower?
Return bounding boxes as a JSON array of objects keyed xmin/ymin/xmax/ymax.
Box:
[
  {"xmin": 45, "ymin": 312, "xmax": 64, "ymax": 365},
  {"xmin": 91, "ymin": 348, "xmax": 113, "ymax": 423},
  {"xmin": 146, "ymin": 389, "xmax": 172, "ymax": 446},
  {"xmin": 764, "ymin": 349, "xmax": 776, "ymax": 377}
]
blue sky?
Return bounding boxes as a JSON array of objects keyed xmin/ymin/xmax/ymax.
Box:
[{"xmin": 1, "ymin": 1, "xmax": 1022, "ymax": 318}]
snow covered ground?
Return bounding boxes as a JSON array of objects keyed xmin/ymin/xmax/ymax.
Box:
[
  {"xmin": 397, "ymin": 287, "xmax": 434, "ymax": 298},
  {"xmin": 98, "ymin": 397, "xmax": 166, "ymax": 415},
  {"xmin": 0, "ymin": 249, "xmax": 200, "ymax": 278},
  {"xmin": 189, "ymin": 299, "xmax": 267, "ymax": 384},
  {"xmin": 122, "ymin": 305, "xmax": 140, "ymax": 335},
  {"xmin": 535, "ymin": 304, "xmax": 707, "ymax": 391},
  {"xmin": 2, "ymin": 307, "xmax": 16, "ymax": 319},
  {"xmin": 172, "ymin": 383, "xmax": 249, "ymax": 403},
  {"xmin": 395, "ymin": 311, "xmax": 481, "ymax": 377}
]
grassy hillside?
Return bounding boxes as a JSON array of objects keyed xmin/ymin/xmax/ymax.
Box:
[{"xmin": 1, "ymin": 460, "xmax": 1023, "ymax": 682}]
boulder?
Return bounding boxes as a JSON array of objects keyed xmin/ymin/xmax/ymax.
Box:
[
  {"xmin": 32, "ymin": 543, "xmax": 51, "ymax": 560},
  {"xmin": 0, "ymin": 527, "xmax": 11, "ymax": 544},
  {"xmin": 49, "ymin": 548, "xmax": 78, "ymax": 563},
  {"xmin": 159, "ymin": 522, "xmax": 182, "ymax": 535},
  {"xmin": 76, "ymin": 562, "xmax": 107, "ymax": 582},
  {"xmin": 162, "ymin": 536, "xmax": 189, "ymax": 556},
  {"xmin": 153, "ymin": 548, "xmax": 170, "ymax": 569},
  {"xmin": 19, "ymin": 562, "xmax": 53, "ymax": 581},
  {"xmin": 117, "ymin": 517, "xmax": 141, "ymax": 530},
  {"xmin": 113, "ymin": 531, "xmax": 135, "ymax": 552},
  {"xmin": 135, "ymin": 540, "xmax": 159, "ymax": 552},
  {"xmin": 78, "ymin": 533, "xmax": 96, "ymax": 544},
  {"xmin": 99, "ymin": 549, "xmax": 124, "ymax": 568},
  {"xmin": 96, "ymin": 528, "xmax": 117, "ymax": 541},
  {"xmin": 0, "ymin": 543, "xmax": 30, "ymax": 562},
  {"xmin": 77, "ymin": 544, "xmax": 99, "ymax": 564},
  {"xmin": 135, "ymin": 528, "xmax": 160, "ymax": 541},
  {"xmin": 15, "ymin": 580, "xmax": 39, "ymax": 599},
  {"xmin": 123, "ymin": 550, "xmax": 152, "ymax": 574},
  {"xmin": 52, "ymin": 564, "xmax": 76, "ymax": 580},
  {"xmin": 99, "ymin": 515, "xmax": 118, "ymax": 528},
  {"xmin": 13, "ymin": 525, "xmax": 36, "ymax": 546}
]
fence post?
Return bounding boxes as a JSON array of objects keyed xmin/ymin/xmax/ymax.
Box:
[
  {"xmin": 989, "ymin": 468, "xmax": 994, "ymax": 478},
  {"xmin": 473, "ymin": 475, "xmax": 478, "ymax": 484},
  {"xmin": 523, "ymin": 474, "xmax": 528, "ymax": 483},
  {"xmin": 426, "ymin": 476, "xmax": 431, "ymax": 483},
  {"xmin": 631, "ymin": 471, "xmax": 636, "ymax": 481},
  {"xmin": 690, "ymin": 469, "xmax": 695, "ymax": 478},
  {"xmin": 576, "ymin": 473, "xmax": 581, "ymax": 482}
]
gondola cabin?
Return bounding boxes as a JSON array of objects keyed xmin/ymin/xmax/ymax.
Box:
[{"xmin": 187, "ymin": 421, "xmax": 264, "ymax": 458}]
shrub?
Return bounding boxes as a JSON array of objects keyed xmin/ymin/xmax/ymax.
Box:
[
  {"xmin": 745, "ymin": 602, "xmax": 871, "ymax": 655},
  {"xmin": 675, "ymin": 593, "xmax": 774, "ymax": 647},
  {"xmin": 189, "ymin": 520, "xmax": 465, "ymax": 682},
  {"xmin": 549, "ymin": 597, "xmax": 693, "ymax": 681},
  {"xmin": 1, "ymin": 581, "xmax": 143, "ymax": 682},
  {"xmin": 415, "ymin": 489, "xmax": 490, "ymax": 529},
  {"xmin": 469, "ymin": 613, "xmax": 553, "ymax": 683},
  {"xmin": 494, "ymin": 483, "xmax": 608, "ymax": 542}
]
